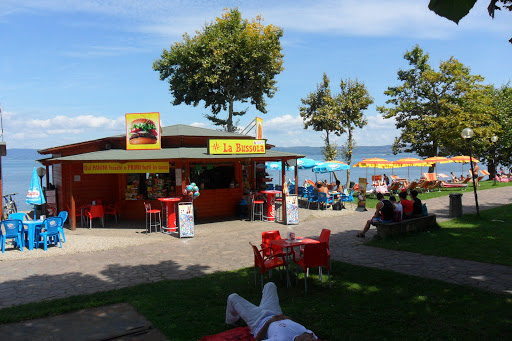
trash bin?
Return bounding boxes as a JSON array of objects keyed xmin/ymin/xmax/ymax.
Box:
[
  {"xmin": 236, "ymin": 198, "xmax": 248, "ymax": 219},
  {"xmin": 449, "ymin": 193, "xmax": 463, "ymax": 217}
]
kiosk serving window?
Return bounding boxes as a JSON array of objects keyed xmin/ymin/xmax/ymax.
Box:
[
  {"xmin": 125, "ymin": 168, "xmax": 176, "ymax": 200},
  {"xmin": 190, "ymin": 163, "xmax": 236, "ymax": 190}
]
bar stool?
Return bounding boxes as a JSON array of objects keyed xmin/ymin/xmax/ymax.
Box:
[
  {"xmin": 250, "ymin": 193, "xmax": 264, "ymax": 221},
  {"xmin": 144, "ymin": 202, "xmax": 161, "ymax": 233}
]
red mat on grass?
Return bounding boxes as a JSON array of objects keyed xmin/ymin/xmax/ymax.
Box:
[{"xmin": 199, "ymin": 326, "xmax": 254, "ymax": 341}]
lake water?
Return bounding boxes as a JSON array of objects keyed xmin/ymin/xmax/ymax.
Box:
[{"xmin": 2, "ymin": 147, "xmax": 476, "ymax": 211}]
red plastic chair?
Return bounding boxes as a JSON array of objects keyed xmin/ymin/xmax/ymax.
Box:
[
  {"xmin": 293, "ymin": 242, "xmax": 331, "ymax": 293},
  {"xmin": 249, "ymin": 242, "xmax": 288, "ymax": 290},
  {"xmin": 319, "ymin": 229, "xmax": 331, "ymax": 256},
  {"xmin": 261, "ymin": 230, "xmax": 287, "ymax": 258},
  {"xmin": 104, "ymin": 202, "xmax": 120, "ymax": 223},
  {"xmin": 85, "ymin": 205, "xmax": 104, "ymax": 229},
  {"xmin": 66, "ymin": 204, "xmax": 84, "ymax": 227}
]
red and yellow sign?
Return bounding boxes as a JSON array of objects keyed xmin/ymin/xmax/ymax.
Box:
[
  {"xmin": 208, "ymin": 139, "xmax": 266, "ymax": 155},
  {"xmin": 256, "ymin": 117, "xmax": 263, "ymax": 139},
  {"xmin": 125, "ymin": 112, "xmax": 161, "ymax": 150},
  {"xmin": 84, "ymin": 162, "xmax": 169, "ymax": 174}
]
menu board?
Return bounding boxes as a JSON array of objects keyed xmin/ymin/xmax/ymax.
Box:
[
  {"xmin": 285, "ymin": 194, "xmax": 299, "ymax": 225},
  {"xmin": 178, "ymin": 202, "xmax": 194, "ymax": 238}
]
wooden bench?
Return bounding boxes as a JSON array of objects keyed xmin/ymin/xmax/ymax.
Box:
[{"xmin": 375, "ymin": 214, "xmax": 438, "ymax": 238}]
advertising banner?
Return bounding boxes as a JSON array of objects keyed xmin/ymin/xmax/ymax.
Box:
[
  {"xmin": 285, "ymin": 194, "xmax": 299, "ymax": 225},
  {"xmin": 125, "ymin": 112, "xmax": 161, "ymax": 150},
  {"xmin": 83, "ymin": 162, "xmax": 169, "ymax": 174},
  {"xmin": 256, "ymin": 117, "xmax": 263, "ymax": 139},
  {"xmin": 208, "ymin": 139, "xmax": 266, "ymax": 155},
  {"xmin": 178, "ymin": 202, "xmax": 194, "ymax": 238},
  {"xmin": 357, "ymin": 177, "xmax": 367, "ymax": 211}
]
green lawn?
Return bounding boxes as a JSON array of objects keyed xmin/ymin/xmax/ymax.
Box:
[
  {"xmin": 364, "ymin": 179, "xmax": 512, "ymax": 209},
  {"xmin": 0, "ymin": 261, "xmax": 510, "ymax": 340},
  {"xmin": 367, "ymin": 204, "xmax": 512, "ymax": 266}
]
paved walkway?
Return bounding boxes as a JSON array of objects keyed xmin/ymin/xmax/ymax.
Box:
[{"xmin": 0, "ymin": 186, "xmax": 511, "ymax": 309}]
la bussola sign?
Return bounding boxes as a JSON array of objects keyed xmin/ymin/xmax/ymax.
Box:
[{"xmin": 208, "ymin": 139, "xmax": 266, "ymax": 155}]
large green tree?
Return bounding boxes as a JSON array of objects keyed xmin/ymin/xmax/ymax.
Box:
[
  {"xmin": 487, "ymin": 84, "xmax": 512, "ymax": 175},
  {"xmin": 153, "ymin": 8, "xmax": 284, "ymax": 132},
  {"xmin": 299, "ymin": 73, "xmax": 341, "ymax": 161},
  {"xmin": 378, "ymin": 45, "xmax": 500, "ymax": 161},
  {"xmin": 332, "ymin": 79, "xmax": 372, "ymax": 188}
]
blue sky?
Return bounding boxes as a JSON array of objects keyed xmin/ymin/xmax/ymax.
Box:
[{"xmin": 1, "ymin": 0, "xmax": 511, "ymax": 149}]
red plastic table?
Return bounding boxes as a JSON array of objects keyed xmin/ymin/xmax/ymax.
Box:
[
  {"xmin": 158, "ymin": 197, "xmax": 181, "ymax": 232},
  {"xmin": 260, "ymin": 190, "xmax": 282, "ymax": 222},
  {"xmin": 269, "ymin": 237, "xmax": 320, "ymax": 287}
]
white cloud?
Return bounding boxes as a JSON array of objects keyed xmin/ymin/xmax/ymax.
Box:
[
  {"xmin": 3, "ymin": 0, "xmax": 509, "ymax": 41},
  {"xmin": 2, "ymin": 112, "xmax": 125, "ymax": 148}
]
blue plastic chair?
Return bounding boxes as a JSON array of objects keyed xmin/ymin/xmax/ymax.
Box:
[
  {"xmin": 317, "ymin": 192, "xmax": 333, "ymax": 210},
  {"xmin": 265, "ymin": 184, "xmax": 274, "ymax": 190},
  {"xmin": 36, "ymin": 217, "xmax": 63, "ymax": 251},
  {"xmin": 1, "ymin": 219, "xmax": 24, "ymax": 253},
  {"xmin": 306, "ymin": 187, "xmax": 318, "ymax": 209},
  {"xmin": 9, "ymin": 213, "xmax": 30, "ymax": 242},
  {"xmin": 57, "ymin": 211, "xmax": 68, "ymax": 242}
]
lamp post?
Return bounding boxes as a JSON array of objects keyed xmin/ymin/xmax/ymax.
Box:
[
  {"xmin": 461, "ymin": 128, "xmax": 479, "ymax": 215},
  {"xmin": 491, "ymin": 135, "xmax": 498, "ymax": 185}
]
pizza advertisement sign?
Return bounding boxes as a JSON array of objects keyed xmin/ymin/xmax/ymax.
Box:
[{"xmin": 125, "ymin": 112, "xmax": 161, "ymax": 150}]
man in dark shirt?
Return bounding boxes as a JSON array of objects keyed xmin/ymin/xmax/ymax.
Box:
[
  {"xmin": 357, "ymin": 192, "xmax": 394, "ymax": 238},
  {"xmin": 410, "ymin": 189, "xmax": 422, "ymax": 217}
]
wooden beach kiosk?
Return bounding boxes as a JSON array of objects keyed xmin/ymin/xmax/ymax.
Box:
[{"xmin": 38, "ymin": 124, "xmax": 303, "ymax": 229}]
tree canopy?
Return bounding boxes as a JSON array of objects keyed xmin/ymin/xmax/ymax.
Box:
[
  {"xmin": 153, "ymin": 8, "xmax": 284, "ymax": 132},
  {"xmin": 378, "ymin": 45, "xmax": 500, "ymax": 160},
  {"xmin": 332, "ymin": 79, "xmax": 372, "ymax": 187},
  {"xmin": 299, "ymin": 73, "xmax": 341, "ymax": 161}
]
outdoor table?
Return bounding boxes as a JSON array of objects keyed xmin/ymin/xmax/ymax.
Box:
[
  {"xmin": 269, "ymin": 237, "xmax": 320, "ymax": 287},
  {"xmin": 158, "ymin": 197, "xmax": 181, "ymax": 233},
  {"xmin": 260, "ymin": 190, "xmax": 282, "ymax": 222},
  {"xmin": 22, "ymin": 220, "xmax": 44, "ymax": 250}
]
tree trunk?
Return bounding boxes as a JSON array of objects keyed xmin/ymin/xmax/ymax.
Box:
[
  {"xmin": 227, "ymin": 100, "xmax": 234, "ymax": 132},
  {"xmin": 345, "ymin": 129, "xmax": 353, "ymax": 189},
  {"xmin": 488, "ymin": 160, "xmax": 496, "ymax": 180}
]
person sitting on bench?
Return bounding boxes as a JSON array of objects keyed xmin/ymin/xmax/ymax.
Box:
[{"xmin": 357, "ymin": 192, "xmax": 394, "ymax": 238}]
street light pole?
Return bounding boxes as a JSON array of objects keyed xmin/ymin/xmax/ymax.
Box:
[
  {"xmin": 491, "ymin": 135, "xmax": 498, "ymax": 185},
  {"xmin": 461, "ymin": 128, "xmax": 479, "ymax": 216}
]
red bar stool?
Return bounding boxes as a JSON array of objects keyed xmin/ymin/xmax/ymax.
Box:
[
  {"xmin": 250, "ymin": 193, "xmax": 264, "ymax": 221},
  {"xmin": 144, "ymin": 202, "xmax": 161, "ymax": 233}
]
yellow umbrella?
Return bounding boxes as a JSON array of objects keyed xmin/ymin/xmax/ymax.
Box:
[
  {"xmin": 392, "ymin": 158, "xmax": 429, "ymax": 179},
  {"xmin": 353, "ymin": 158, "xmax": 393, "ymax": 179},
  {"xmin": 450, "ymin": 156, "xmax": 479, "ymax": 176}
]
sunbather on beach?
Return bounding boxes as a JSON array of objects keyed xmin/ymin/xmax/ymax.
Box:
[
  {"xmin": 357, "ymin": 192, "xmax": 394, "ymax": 238},
  {"xmin": 451, "ymin": 172, "xmax": 459, "ymax": 182},
  {"xmin": 226, "ymin": 282, "xmax": 318, "ymax": 341},
  {"xmin": 315, "ymin": 181, "xmax": 329, "ymax": 195},
  {"xmin": 472, "ymin": 162, "xmax": 480, "ymax": 187}
]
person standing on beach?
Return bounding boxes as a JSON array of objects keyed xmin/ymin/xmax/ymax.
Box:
[{"xmin": 472, "ymin": 161, "xmax": 480, "ymax": 187}]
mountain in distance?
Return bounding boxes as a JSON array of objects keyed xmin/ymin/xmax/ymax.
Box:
[
  {"xmin": 272, "ymin": 145, "xmax": 395, "ymax": 157},
  {"xmin": 5, "ymin": 148, "xmax": 41, "ymax": 161}
]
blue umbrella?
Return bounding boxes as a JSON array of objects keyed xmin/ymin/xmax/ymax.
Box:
[
  {"xmin": 26, "ymin": 167, "xmax": 46, "ymax": 205},
  {"xmin": 312, "ymin": 162, "xmax": 350, "ymax": 173},
  {"xmin": 297, "ymin": 158, "xmax": 317, "ymax": 169},
  {"xmin": 265, "ymin": 161, "xmax": 294, "ymax": 171}
]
